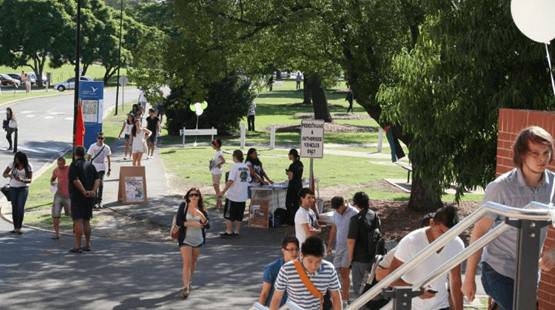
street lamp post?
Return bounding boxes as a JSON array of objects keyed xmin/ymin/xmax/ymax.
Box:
[
  {"xmin": 114, "ymin": 0, "xmax": 124, "ymax": 115},
  {"xmin": 72, "ymin": 0, "xmax": 82, "ymax": 154}
]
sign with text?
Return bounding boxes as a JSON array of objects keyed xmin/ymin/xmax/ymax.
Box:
[
  {"xmin": 79, "ymin": 81, "xmax": 104, "ymax": 148},
  {"xmin": 300, "ymin": 119, "xmax": 324, "ymax": 158}
]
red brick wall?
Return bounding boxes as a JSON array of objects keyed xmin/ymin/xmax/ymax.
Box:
[{"xmin": 496, "ymin": 108, "xmax": 555, "ymax": 309}]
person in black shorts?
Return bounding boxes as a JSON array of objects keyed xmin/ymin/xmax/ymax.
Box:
[
  {"xmin": 68, "ymin": 146, "xmax": 100, "ymax": 253},
  {"xmin": 146, "ymin": 108, "xmax": 160, "ymax": 159}
]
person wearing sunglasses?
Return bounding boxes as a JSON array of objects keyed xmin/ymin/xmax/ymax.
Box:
[
  {"xmin": 258, "ymin": 236, "xmax": 300, "ymax": 307},
  {"xmin": 86, "ymin": 132, "xmax": 111, "ymax": 209},
  {"xmin": 176, "ymin": 188, "xmax": 209, "ymax": 299}
]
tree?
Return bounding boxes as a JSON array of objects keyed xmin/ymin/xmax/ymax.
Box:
[
  {"xmin": 377, "ymin": 0, "xmax": 555, "ymax": 210},
  {"xmin": 0, "ymin": 0, "xmax": 74, "ymax": 87}
]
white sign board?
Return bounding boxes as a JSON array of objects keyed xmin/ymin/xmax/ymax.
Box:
[
  {"xmin": 300, "ymin": 119, "xmax": 324, "ymax": 158},
  {"xmin": 119, "ymin": 76, "xmax": 129, "ymax": 86}
]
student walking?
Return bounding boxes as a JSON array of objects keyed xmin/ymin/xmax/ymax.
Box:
[
  {"xmin": 286, "ymin": 149, "xmax": 303, "ymax": 225},
  {"xmin": 247, "ymin": 101, "xmax": 256, "ymax": 132},
  {"xmin": 463, "ymin": 126, "xmax": 555, "ymax": 310},
  {"xmin": 4, "ymin": 108, "xmax": 17, "ymax": 152},
  {"xmin": 388, "ymin": 206, "xmax": 464, "ymax": 310},
  {"xmin": 68, "ymin": 146, "xmax": 100, "ymax": 253},
  {"xmin": 345, "ymin": 90, "xmax": 354, "ymax": 113},
  {"xmin": 3, "ymin": 151, "xmax": 32, "ymax": 234},
  {"xmin": 146, "ymin": 108, "xmax": 160, "ymax": 159},
  {"xmin": 210, "ymin": 139, "xmax": 225, "ymax": 210},
  {"xmin": 347, "ymin": 192, "xmax": 383, "ymax": 297},
  {"xmin": 50, "ymin": 157, "xmax": 70, "ymax": 239},
  {"xmin": 270, "ymin": 236, "xmax": 343, "ymax": 310},
  {"xmin": 258, "ymin": 236, "xmax": 300, "ymax": 307},
  {"xmin": 294, "ymin": 188, "xmax": 321, "ymax": 246},
  {"xmin": 130, "ymin": 119, "xmax": 151, "ymax": 167},
  {"xmin": 87, "ymin": 132, "xmax": 111, "ymax": 209},
  {"xmin": 219, "ymin": 150, "xmax": 250, "ymax": 237},
  {"xmin": 21, "ymin": 71, "xmax": 30, "ymax": 93},
  {"xmin": 118, "ymin": 114, "xmax": 134, "ymax": 160},
  {"xmin": 296, "ymin": 72, "xmax": 302, "ymax": 90},
  {"xmin": 176, "ymin": 188, "xmax": 209, "ymax": 299},
  {"xmin": 327, "ymin": 196, "xmax": 358, "ymax": 304}
]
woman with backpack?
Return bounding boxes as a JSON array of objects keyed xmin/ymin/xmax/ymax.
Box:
[
  {"xmin": 2, "ymin": 151, "xmax": 32, "ymax": 234},
  {"xmin": 175, "ymin": 188, "xmax": 209, "ymax": 299}
]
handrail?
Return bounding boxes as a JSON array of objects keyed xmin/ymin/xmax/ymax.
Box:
[{"xmin": 347, "ymin": 201, "xmax": 553, "ymax": 310}]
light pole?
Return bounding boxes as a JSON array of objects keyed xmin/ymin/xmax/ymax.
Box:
[
  {"xmin": 114, "ymin": 0, "xmax": 124, "ymax": 115},
  {"xmin": 72, "ymin": 0, "xmax": 82, "ymax": 155}
]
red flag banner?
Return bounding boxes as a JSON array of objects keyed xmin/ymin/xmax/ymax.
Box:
[{"xmin": 74, "ymin": 101, "xmax": 85, "ymax": 147}]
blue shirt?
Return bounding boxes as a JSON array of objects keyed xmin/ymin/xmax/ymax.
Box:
[{"xmin": 263, "ymin": 257, "xmax": 287, "ymax": 306}]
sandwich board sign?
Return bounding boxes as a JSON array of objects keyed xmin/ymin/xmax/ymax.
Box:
[{"xmin": 300, "ymin": 119, "xmax": 324, "ymax": 158}]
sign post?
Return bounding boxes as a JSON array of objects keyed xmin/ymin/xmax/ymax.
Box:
[
  {"xmin": 300, "ymin": 119, "xmax": 324, "ymax": 192},
  {"xmin": 119, "ymin": 76, "xmax": 128, "ymax": 112},
  {"xmin": 79, "ymin": 81, "xmax": 104, "ymax": 149}
]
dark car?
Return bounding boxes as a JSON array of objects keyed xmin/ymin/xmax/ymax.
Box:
[{"xmin": 0, "ymin": 74, "xmax": 21, "ymax": 87}]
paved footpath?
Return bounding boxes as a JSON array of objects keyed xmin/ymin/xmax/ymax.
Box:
[{"xmin": 0, "ymin": 136, "xmax": 289, "ymax": 309}]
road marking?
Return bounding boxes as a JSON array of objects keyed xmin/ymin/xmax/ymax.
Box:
[
  {"xmin": 20, "ymin": 110, "xmax": 34, "ymax": 114},
  {"xmin": 64, "ymin": 117, "xmax": 73, "ymax": 121},
  {"xmin": 44, "ymin": 116, "xmax": 54, "ymax": 119},
  {"xmin": 48, "ymin": 112, "xmax": 65, "ymax": 115},
  {"xmin": 26, "ymin": 115, "xmax": 36, "ymax": 118}
]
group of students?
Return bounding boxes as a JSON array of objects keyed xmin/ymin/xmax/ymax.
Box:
[
  {"xmin": 118, "ymin": 106, "xmax": 161, "ymax": 166},
  {"xmin": 251, "ymin": 126, "xmax": 555, "ymax": 310}
]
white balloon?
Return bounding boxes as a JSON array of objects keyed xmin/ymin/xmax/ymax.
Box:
[
  {"xmin": 195, "ymin": 102, "xmax": 203, "ymax": 116},
  {"xmin": 511, "ymin": 0, "xmax": 555, "ymax": 43}
]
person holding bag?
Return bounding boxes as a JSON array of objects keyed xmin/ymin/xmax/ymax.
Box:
[
  {"xmin": 4, "ymin": 107, "xmax": 18, "ymax": 152},
  {"xmin": 130, "ymin": 119, "xmax": 151, "ymax": 167},
  {"xmin": 3, "ymin": 151, "xmax": 32, "ymax": 234},
  {"xmin": 174, "ymin": 188, "xmax": 209, "ymax": 299},
  {"xmin": 270, "ymin": 236, "xmax": 342, "ymax": 310}
]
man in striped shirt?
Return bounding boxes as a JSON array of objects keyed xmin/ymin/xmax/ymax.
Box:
[{"xmin": 270, "ymin": 236, "xmax": 343, "ymax": 310}]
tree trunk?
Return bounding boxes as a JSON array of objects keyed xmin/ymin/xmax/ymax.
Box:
[
  {"xmin": 103, "ymin": 66, "xmax": 117, "ymax": 85},
  {"xmin": 303, "ymin": 75, "xmax": 312, "ymax": 105},
  {"xmin": 307, "ymin": 73, "xmax": 332, "ymax": 122},
  {"xmin": 407, "ymin": 156, "xmax": 443, "ymax": 211},
  {"xmin": 82, "ymin": 64, "xmax": 90, "ymax": 76}
]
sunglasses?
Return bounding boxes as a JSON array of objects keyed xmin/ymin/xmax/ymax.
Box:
[
  {"xmin": 188, "ymin": 193, "xmax": 200, "ymax": 197},
  {"xmin": 97, "ymin": 137, "xmax": 104, "ymax": 140}
]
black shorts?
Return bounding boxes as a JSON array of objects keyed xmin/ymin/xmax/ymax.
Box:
[
  {"xmin": 148, "ymin": 133, "xmax": 157, "ymax": 144},
  {"xmin": 223, "ymin": 199, "xmax": 246, "ymax": 222},
  {"xmin": 71, "ymin": 204, "xmax": 93, "ymax": 221}
]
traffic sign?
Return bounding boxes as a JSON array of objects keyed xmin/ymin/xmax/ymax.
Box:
[
  {"xmin": 300, "ymin": 119, "xmax": 325, "ymax": 158},
  {"xmin": 119, "ymin": 76, "xmax": 129, "ymax": 86}
]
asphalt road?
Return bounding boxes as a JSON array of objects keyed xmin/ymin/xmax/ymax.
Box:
[{"xmin": 0, "ymin": 87, "xmax": 139, "ymax": 174}]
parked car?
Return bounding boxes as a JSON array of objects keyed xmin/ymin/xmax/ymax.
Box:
[
  {"xmin": 54, "ymin": 76, "xmax": 93, "ymax": 91},
  {"xmin": 7, "ymin": 73, "xmax": 21, "ymax": 82},
  {"xmin": 27, "ymin": 72, "xmax": 48, "ymax": 85},
  {"xmin": 0, "ymin": 74, "xmax": 21, "ymax": 87}
]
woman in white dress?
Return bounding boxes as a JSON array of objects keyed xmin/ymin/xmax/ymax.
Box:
[{"xmin": 130, "ymin": 119, "xmax": 151, "ymax": 167}]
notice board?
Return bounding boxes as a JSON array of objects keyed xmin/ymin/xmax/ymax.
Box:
[{"xmin": 118, "ymin": 166, "xmax": 148, "ymax": 204}]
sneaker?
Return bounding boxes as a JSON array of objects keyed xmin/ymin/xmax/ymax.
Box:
[
  {"xmin": 69, "ymin": 248, "xmax": 82, "ymax": 254},
  {"xmin": 220, "ymin": 232, "xmax": 233, "ymax": 238},
  {"xmin": 232, "ymin": 232, "xmax": 240, "ymax": 238},
  {"xmin": 182, "ymin": 287, "xmax": 190, "ymax": 299}
]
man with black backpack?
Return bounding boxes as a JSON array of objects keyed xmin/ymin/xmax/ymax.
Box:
[{"xmin": 347, "ymin": 192, "xmax": 383, "ymax": 298}]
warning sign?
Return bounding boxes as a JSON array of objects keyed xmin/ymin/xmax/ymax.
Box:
[{"xmin": 300, "ymin": 119, "xmax": 325, "ymax": 158}]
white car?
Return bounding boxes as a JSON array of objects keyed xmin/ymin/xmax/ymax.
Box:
[{"xmin": 54, "ymin": 76, "xmax": 93, "ymax": 91}]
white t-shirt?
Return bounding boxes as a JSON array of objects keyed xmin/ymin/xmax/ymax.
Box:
[
  {"xmin": 295, "ymin": 207, "xmax": 318, "ymax": 246},
  {"xmin": 87, "ymin": 143, "xmax": 112, "ymax": 172},
  {"xmin": 210, "ymin": 150, "xmax": 224, "ymax": 175},
  {"xmin": 225, "ymin": 162, "xmax": 250, "ymax": 202},
  {"xmin": 8, "ymin": 163, "xmax": 33, "ymax": 188},
  {"xmin": 123, "ymin": 121, "xmax": 133, "ymax": 135},
  {"xmin": 394, "ymin": 227, "xmax": 464, "ymax": 310}
]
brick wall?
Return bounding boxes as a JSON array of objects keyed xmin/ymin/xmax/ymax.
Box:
[{"xmin": 496, "ymin": 108, "xmax": 555, "ymax": 309}]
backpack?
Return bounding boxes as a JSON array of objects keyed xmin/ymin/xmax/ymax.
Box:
[{"xmin": 356, "ymin": 209, "xmax": 385, "ymax": 262}]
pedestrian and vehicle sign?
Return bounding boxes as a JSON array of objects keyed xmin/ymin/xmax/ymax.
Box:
[{"xmin": 300, "ymin": 119, "xmax": 325, "ymax": 158}]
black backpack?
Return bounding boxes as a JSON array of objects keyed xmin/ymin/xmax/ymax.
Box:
[{"xmin": 357, "ymin": 209, "xmax": 385, "ymax": 262}]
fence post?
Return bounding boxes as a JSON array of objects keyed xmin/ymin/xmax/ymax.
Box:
[
  {"xmin": 382, "ymin": 287, "xmax": 419, "ymax": 310},
  {"xmin": 270, "ymin": 126, "xmax": 276, "ymax": 149},
  {"xmin": 377, "ymin": 127, "xmax": 384, "ymax": 153},
  {"xmin": 240, "ymin": 123, "xmax": 246, "ymax": 149},
  {"xmin": 510, "ymin": 219, "xmax": 550, "ymax": 310},
  {"xmin": 181, "ymin": 127, "xmax": 186, "ymax": 146}
]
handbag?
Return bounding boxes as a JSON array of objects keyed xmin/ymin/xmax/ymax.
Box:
[
  {"xmin": 1, "ymin": 184, "xmax": 11, "ymax": 201},
  {"xmin": 170, "ymin": 214, "xmax": 180, "ymax": 239}
]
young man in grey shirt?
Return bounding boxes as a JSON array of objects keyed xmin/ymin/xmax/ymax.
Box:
[{"xmin": 463, "ymin": 126, "xmax": 555, "ymax": 310}]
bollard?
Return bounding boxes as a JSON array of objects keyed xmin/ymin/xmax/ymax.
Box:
[
  {"xmin": 270, "ymin": 126, "xmax": 276, "ymax": 149},
  {"xmin": 377, "ymin": 127, "xmax": 384, "ymax": 153},
  {"xmin": 240, "ymin": 123, "xmax": 246, "ymax": 149}
]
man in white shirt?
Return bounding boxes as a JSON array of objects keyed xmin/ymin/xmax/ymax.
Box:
[
  {"xmin": 294, "ymin": 188, "xmax": 321, "ymax": 246},
  {"xmin": 86, "ymin": 132, "xmax": 111, "ymax": 209},
  {"xmin": 388, "ymin": 205, "xmax": 464, "ymax": 310},
  {"xmin": 220, "ymin": 150, "xmax": 250, "ymax": 237}
]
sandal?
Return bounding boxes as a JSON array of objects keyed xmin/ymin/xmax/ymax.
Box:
[
  {"xmin": 219, "ymin": 232, "xmax": 233, "ymax": 238},
  {"xmin": 51, "ymin": 235, "xmax": 60, "ymax": 240},
  {"xmin": 69, "ymin": 248, "xmax": 82, "ymax": 254},
  {"xmin": 81, "ymin": 246, "xmax": 91, "ymax": 252}
]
